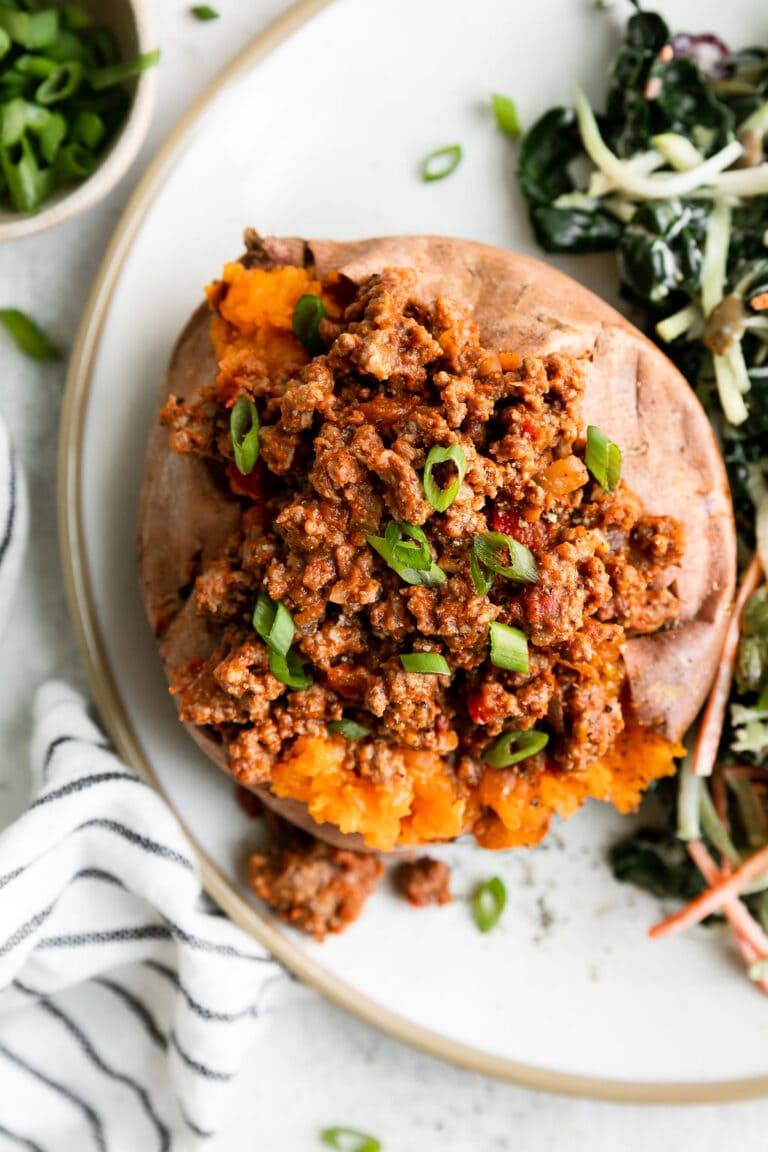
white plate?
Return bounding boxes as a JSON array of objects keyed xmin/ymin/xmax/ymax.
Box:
[{"xmin": 60, "ymin": 0, "xmax": 768, "ymax": 1100}]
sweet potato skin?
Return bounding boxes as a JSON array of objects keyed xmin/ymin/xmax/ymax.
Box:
[{"xmin": 138, "ymin": 234, "xmax": 736, "ymax": 851}]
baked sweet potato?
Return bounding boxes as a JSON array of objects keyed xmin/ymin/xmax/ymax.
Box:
[{"xmin": 138, "ymin": 233, "xmax": 735, "ymax": 852}]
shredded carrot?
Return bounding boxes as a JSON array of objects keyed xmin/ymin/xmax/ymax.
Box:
[
  {"xmin": 650, "ymin": 837, "xmax": 768, "ymax": 939},
  {"xmin": 723, "ymin": 765, "xmax": 768, "ymax": 780},
  {"xmin": 751, "ymin": 292, "xmax": 768, "ymax": 312},
  {"xmin": 692, "ymin": 554, "xmax": 763, "ymax": 777},
  {"xmin": 659, "ymin": 43, "xmax": 674, "ymax": 63},
  {"xmin": 686, "ymin": 839, "xmax": 768, "ymax": 994}
]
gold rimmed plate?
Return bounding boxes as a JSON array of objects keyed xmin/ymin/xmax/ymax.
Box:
[{"xmin": 59, "ymin": 0, "xmax": 768, "ymax": 1101}]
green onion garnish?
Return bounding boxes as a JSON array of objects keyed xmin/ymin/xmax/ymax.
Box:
[
  {"xmin": 35, "ymin": 60, "xmax": 83, "ymax": 105},
  {"xmin": 190, "ymin": 5, "xmax": 220, "ymax": 19},
  {"xmin": 268, "ymin": 649, "xmax": 313, "ymax": 691},
  {"xmin": 88, "ymin": 48, "xmax": 161, "ymax": 91},
  {"xmin": 327, "ymin": 719, "xmax": 371, "ymax": 740},
  {"xmin": 399, "ymin": 652, "xmax": 450, "ymax": 676},
  {"xmin": 292, "ymin": 293, "xmax": 328, "ymax": 356},
  {"xmin": 384, "ymin": 519, "xmax": 431, "ymax": 570},
  {"xmin": 0, "ymin": 308, "xmax": 60, "ymax": 359},
  {"xmin": 252, "ymin": 593, "xmax": 295, "ymax": 657},
  {"xmin": 422, "ymin": 443, "xmax": 467, "ymax": 512},
  {"xmin": 470, "ymin": 531, "xmax": 537, "ymax": 593},
  {"xmin": 488, "ymin": 621, "xmax": 529, "ymax": 674},
  {"xmin": 320, "ymin": 1128, "xmax": 382, "ymax": 1152},
  {"xmin": 0, "ymin": 10, "xmax": 60, "ymax": 52},
  {"xmin": 366, "ymin": 529, "xmax": 446, "ymax": 588},
  {"xmin": 421, "ymin": 143, "xmax": 463, "ymax": 182},
  {"xmin": 585, "ymin": 425, "xmax": 621, "ymax": 493},
  {"xmin": 484, "ymin": 728, "xmax": 549, "ymax": 768},
  {"xmin": 491, "ymin": 93, "xmax": 521, "ymax": 138},
  {"xmin": 471, "ymin": 877, "xmax": 507, "ymax": 933},
  {"xmin": 230, "ymin": 395, "xmax": 260, "ymax": 475}
]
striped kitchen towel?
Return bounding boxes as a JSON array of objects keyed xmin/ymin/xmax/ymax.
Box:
[{"xmin": 0, "ymin": 680, "xmax": 288, "ymax": 1150}]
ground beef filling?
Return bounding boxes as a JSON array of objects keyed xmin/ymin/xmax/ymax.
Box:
[{"xmin": 163, "ymin": 259, "xmax": 685, "ymax": 852}]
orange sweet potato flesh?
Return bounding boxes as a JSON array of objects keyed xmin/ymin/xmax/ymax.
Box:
[{"xmin": 138, "ymin": 233, "xmax": 736, "ymax": 853}]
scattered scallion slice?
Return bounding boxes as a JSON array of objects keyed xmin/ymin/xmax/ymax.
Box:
[
  {"xmin": 491, "ymin": 92, "xmax": 521, "ymax": 138},
  {"xmin": 320, "ymin": 1128, "xmax": 381, "ymax": 1152},
  {"xmin": 421, "ymin": 143, "xmax": 462, "ymax": 183},
  {"xmin": 190, "ymin": 5, "xmax": 220, "ymax": 19},
  {"xmin": 422, "ymin": 443, "xmax": 467, "ymax": 512},
  {"xmin": 366, "ymin": 531, "xmax": 446, "ymax": 588},
  {"xmin": 292, "ymin": 293, "xmax": 328, "ymax": 356},
  {"xmin": 230, "ymin": 395, "xmax": 260, "ymax": 475},
  {"xmin": 268, "ymin": 649, "xmax": 313, "ymax": 691},
  {"xmin": 327, "ymin": 719, "xmax": 371, "ymax": 741},
  {"xmin": 471, "ymin": 877, "xmax": 507, "ymax": 933},
  {"xmin": 384, "ymin": 519, "xmax": 431, "ymax": 571},
  {"xmin": 488, "ymin": 621, "xmax": 529, "ymax": 674},
  {"xmin": 585, "ymin": 425, "xmax": 621, "ymax": 493},
  {"xmin": 470, "ymin": 531, "xmax": 537, "ymax": 592},
  {"xmin": 252, "ymin": 593, "xmax": 295, "ymax": 657},
  {"xmin": 484, "ymin": 728, "xmax": 549, "ymax": 768},
  {"xmin": 0, "ymin": 307, "xmax": 60, "ymax": 359},
  {"xmin": 399, "ymin": 652, "xmax": 450, "ymax": 676}
]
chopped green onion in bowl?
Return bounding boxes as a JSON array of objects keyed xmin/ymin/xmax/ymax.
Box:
[{"xmin": 0, "ymin": 3, "xmax": 159, "ymax": 217}]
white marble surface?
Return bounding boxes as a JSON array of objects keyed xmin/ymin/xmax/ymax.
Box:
[{"xmin": 2, "ymin": 2, "xmax": 768, "ymax": 1148}]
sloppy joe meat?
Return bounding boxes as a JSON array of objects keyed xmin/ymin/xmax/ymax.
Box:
[{"xmin": 161, "ymin": 246, "xmax": 685, "ymax": 851}]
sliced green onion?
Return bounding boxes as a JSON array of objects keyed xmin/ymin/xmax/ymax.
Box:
[
  {"xmin": 0, "ymin": 99, "xmax": 48, "ymax": 146},
  {"xmin": 38, "ymin": 112, "xmax": 66, "ymax": 164},
  {"xmin": 292, "ymin": 293, "xmax": 328, "ymax": 356},
  {"xmin": 327, "ymin": 719, "xmax": 371, "ymax": 740},
  {"xmin": 484, "ymin": 728, "xmax": 548, "ymax": 768},
  {"xmin": 57, "ymin": 142, "xmax": 96, "ymax": 179},
  {"xmin": 471, "ymin": 531, "xmax": 537, "ymax": 590},
  {"xmin": 422, "ymin": 443, "xmax": 467, "ymax": 512},
  {"xmin": 252, "ymin": 593, "xmax": 295, "ymax": 657},
  {"xmin": 488, "ymin": 622, "xmax": 529, "ymax": 674},
  {"xmin": 0, "ymin": 9, "xmax": 60, "ymax": 52},
  {"xmin": 421, "ymin": 144, "xmax": 462, "ymax": 182},
  {"xmin": 0, "ymin": 27, "xmax": 9, "ymax": 62},
  {"xmin": 320, "ymin": 1128, "xmax": 381, "ymax": 1152},
  {"xmin": 268, "ymin": 649, "xmax": 313, "ymax": 691},
  {"xmin": 88, "ymin": 48, "xmax": 160, "ymax": 91},
  {"xmin": 0, "ymin": 137, "xmax": 52, "ymax": 211},
  {"xmin": 366, "ymin": 533, "xmax": 446, "ymax": 588},
  {"xmin": 72, "ymin": 110, "xmax": 105, "ymax": 150},
  {"xmin": 585, "ymin": 426, "xmax": 621, "ymax": 493},
  {"xmin": 491, "ymin": 93, "xmax": 521, "ymax": 138},
  {"xmin": 191, "ymin": 4, "xmax": 220, "ymax": 19},
  {"xmin": 61, "ymin": 5, "xmax": 92, "ymax": 32},
  {"xmin": 384, "ymin": 519, "xmax": 431, "ymax": 570},
  {"xmin": 11, "ymin": 54, "xmax": 57, "ymax": 79},
  {"xmin": 230, "ymin": 395, "xmax": 260, "ymax": 475},
  {"xmin": 36, "ymin": 60, "xmax": 83, "ymax": 105},
  {"xmin": 0, "ymin": 308, "xmax": 60, "ymax": 360},
  {"xmin": 399, "ymin": 652, "xmax": 450, "ymax": 676},
  {"xmin": 471, "ymin": 877, "xmax": 507, "ymax": 933}
]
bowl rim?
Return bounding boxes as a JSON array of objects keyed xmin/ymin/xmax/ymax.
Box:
[{"xmin": 0, "ymin": 0, "xmax": 157, "ymax": 241}]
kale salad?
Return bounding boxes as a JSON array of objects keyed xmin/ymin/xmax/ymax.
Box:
[{"xmin": 517, "ymin": 3, "xmax": 768, "ymax": 988}]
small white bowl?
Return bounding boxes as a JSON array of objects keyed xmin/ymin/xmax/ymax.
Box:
[{"xmin": 0, "ymin": 0, "xmax": 157, "ymax": 241}]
